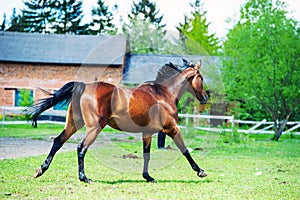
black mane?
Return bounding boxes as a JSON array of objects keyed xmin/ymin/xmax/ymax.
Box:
[{"xmin": 154, "ymin": 59, "xmax": 194, "ymax": 83}]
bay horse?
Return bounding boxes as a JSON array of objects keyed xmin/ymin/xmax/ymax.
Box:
[{"xmin": 26, "ymin": 59, "xmax": 209, "ymax": 183}]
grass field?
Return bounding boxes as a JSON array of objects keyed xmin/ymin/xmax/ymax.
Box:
[{"xmin": 0, "ymin": 125, "xmax": 300, "ymax": 199}]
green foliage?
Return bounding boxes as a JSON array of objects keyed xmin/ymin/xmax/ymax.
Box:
[
  {"xmin": 17, "ymin": 89, "xmax": 33, "ymax": 106},
  {"xmin": 88, "ymin": 0, "xmax": 117, "ymax": 35},
  {"xmin": 21, "ymin": 0, "xmax": 56, "ymax": 33},
  {"xmin": 222, "ymin": 0, "xmax": 300, "ymax": 139},
  {"xmin": 127, "ymin": 135, "xmax": 135, "ymax": 140},
  {"xmin": 177, "ymin": 92, "xmax": 196, "ymax": 114},
  {"xmin": 122, "ymin": 0, "xmax": 175, "ymax": 54},
  {"xmin": 6, "ymin": 8, "xmax": 26, "ymax": 32},
  {"xmin": 1, "ymin": 13, "xmax": 6, "ymax": 31},
  {"xmin": 122, "ymin": 16, "xmax": 177, "ymax": 54},
  {"xmin": 7, "ymin": 0, "xmax": 88, "ymax": 34},
  {"xmin": 51, "ymin": 0, "xmax": 85, "ymax": 34},
  {"xmin": 128, "ymin": 0, "xmax": 165, "ymax": 29},
  {"xmin": 177, "ymin": 0, "xmax": 220, "ymax": 55}
]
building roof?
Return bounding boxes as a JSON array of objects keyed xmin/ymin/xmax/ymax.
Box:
[
  {"xmin": 0, "ymin": 31, "xmax": 127, "ymax": 65},
  {"xmin": 123, "ymin": 54, "xmax": 222, "ymax": 85}
]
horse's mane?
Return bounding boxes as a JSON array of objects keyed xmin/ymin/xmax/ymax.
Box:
[{"xmin": 154, "ymin": 59, "xmax": 193, "ymax": 83}]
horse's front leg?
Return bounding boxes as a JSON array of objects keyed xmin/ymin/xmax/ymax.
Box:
[
  {"xmin": 142, "ymin": 133, "xmax": 155, "ymax": 182},
  {"xmin": 183, "ymin": 149, "xmax": 207, "ymax": 178},
  {"xmin": 169, "ymin": 127, "xmax": 207, "ymax": 178}
]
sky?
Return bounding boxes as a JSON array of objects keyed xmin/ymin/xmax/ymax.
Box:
[{"xmin": 0, "ymin": 0, "xmax": 299, "ymax": 39}]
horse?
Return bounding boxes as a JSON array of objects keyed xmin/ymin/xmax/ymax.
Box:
[{"xmin": 25, "ymin": 59, "xmax": 209, "ymax": 183}]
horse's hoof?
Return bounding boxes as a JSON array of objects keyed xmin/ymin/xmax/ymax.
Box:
[
  {"xmin": 146, "ymin": 178, "xmax": 156, "ymax": 183},
  {"xmin": 143, "ymin": 172, "xmax": 156, "ymax": 183},
  {"xmin": 79, "ymin": 177, "xmax": 92, "ymax": 183},
  {"xmin": 34, "ymin": 167, "xmax": 43, "ymax": 178},
  {"xmin": 197, "ymin": 170, "xmax": 207, "ymax": 178}
]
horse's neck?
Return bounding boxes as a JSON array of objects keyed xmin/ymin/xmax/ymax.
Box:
[{"xmin": 162, "ymin": 73, "xmax": 189, "ymax": 104}]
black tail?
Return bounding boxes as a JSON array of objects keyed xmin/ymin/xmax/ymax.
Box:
[{"xmin": 24, "ymin": 81, "xmax": 86, "ymax": 127}]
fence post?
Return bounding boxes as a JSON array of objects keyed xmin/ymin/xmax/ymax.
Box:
[
  {"xmin": 231, "ymin": 115, "xmax": 234, "ymax": 132},
  {"xmin": 185, "ymin": 114, "xmax": 188, "ymax": 134},
  {"xmin": 1, "ymin": 109, "xmax": 5, "ymax": 129}
]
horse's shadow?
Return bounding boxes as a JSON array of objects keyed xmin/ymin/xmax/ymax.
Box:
[{"xmin": 93, "ymin": 179, "xmax": 212, "ymax": 184}]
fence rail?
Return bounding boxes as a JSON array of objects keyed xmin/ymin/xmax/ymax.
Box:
[
  {"xmin": 1, "ymin": 107, "xmax": 300, "ymax": 135},
  {"xmin": 0, "ymin": 106, "xmax": 66, "ymax": 128},
  {"xmin": 178, "ymin": 113, "xmax": 300, "ymax": 135}
]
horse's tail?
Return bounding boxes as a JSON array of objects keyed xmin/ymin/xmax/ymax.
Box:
[{"xmin": 24, "ymin": 81, "xmax": 86, "ymax": 127}]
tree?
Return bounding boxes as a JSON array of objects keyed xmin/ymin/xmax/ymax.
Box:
[
  {"xmin": 21, "ymin": 0, "xmax": 56, "ymax": 33},
  {"xmin": 123, "ymin": 0, "xmax": 172, "ymax": 54},
  {"xmin": 128, "ymin": 0, "xmax": 165, "ymax": 29},
  {"xmin": 177, "ymin": 0, "xmax": 220, "ymax": 55},
  {"xmin": 1, "ymin": 14, "xmax": 6, "ymax": 31},
  {"xmin": 6, "ymin": 8, "xmax": 26, "ymax": 32},
  {"xmin": 51, "ymin": 0, "xmax": 85, "ymax": 34},
  {"xmin": 222, "ymin": 0, "xmax": 300, "ymax": 140},
  {"xmin": 89, "ymin": 0, "xmax": 117, "ymax": 35},
  {"xmin": 122, "ymin": 16, "xmax": 171, "ymax": 54}
]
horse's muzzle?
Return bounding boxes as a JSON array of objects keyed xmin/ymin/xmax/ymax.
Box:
[{"xmin": 200, "ymin": 92, "xmax": 209, "ymax": 105}]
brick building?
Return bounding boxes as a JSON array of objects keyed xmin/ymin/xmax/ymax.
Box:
[{"xmin": 0, "ymin": 32, "xmax": 128, "ymax": 107}]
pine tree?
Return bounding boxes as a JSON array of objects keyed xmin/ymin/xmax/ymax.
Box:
[
  {"xmin": 123, "ymin": 15, "xmax": 170, "ymax": 54},
  {"xmin": 7, "ymin": 8, "xmax": 26, "ymax": 32},
  {"xmin": 128, "ymin": 0, "xmax": 165, "ymax": 29},
  {"xmin": 1, "ymin": 14, "xmax": 6, "ymax": 31},
  {"xmin": 177, "ymin": 0, "xmax": 220, "ymax": 55},
  {"xmin": 89, "ymin": 0, "xmax": 117, "ymax": 35},
  {"xmin": 122, "ymin": 0, "xmax": 170, "ymax": 53},
  {"xmin": 51, "ymin": 0, "xmax": 85, "ymax": 34},
  {"xmin": 21, "ymin": 0, "xmax": 56, "ymax": 33}
]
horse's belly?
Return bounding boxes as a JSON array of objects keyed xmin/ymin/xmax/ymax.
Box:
[{"xmin": 108, "ymin": 115, "xmax": 162, "ymax": 133}]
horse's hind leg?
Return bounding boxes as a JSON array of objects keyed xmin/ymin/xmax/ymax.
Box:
[
  {"xmin": 77, "ymin": 124, "xmax": 102, "ymax": 183},
  {"xmin": 34, "ymin": 103, "xmax": 84, "ymax": 178},
  {"xmin": 142, "ymin": 133, "xmax": 155, "ymax": 182}
]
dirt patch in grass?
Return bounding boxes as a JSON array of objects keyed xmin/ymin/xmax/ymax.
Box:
[
  {"xmin": 0, "ymin": 137, "xmax": 76, "ymax": 160},
  {"xmin": 0, "ymin": 132, "xmax": 142, "ymax": 160}
]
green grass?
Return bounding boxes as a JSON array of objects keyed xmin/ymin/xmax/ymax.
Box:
[
  {"xmin": 0, "ymin": 124, "xmax": 65, "ymax": 139},
  {"xmin": 0, "ymin": 126, "xmax": 300, "ymax": 199},
  {"xmin": 0, "ymin": 124, "xmax": 121, "ymax": 139}
]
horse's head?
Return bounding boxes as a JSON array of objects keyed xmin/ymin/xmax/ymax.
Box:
[{"xmin": 183, "ymin": 60, "xmax": 209, "ymax": 105}]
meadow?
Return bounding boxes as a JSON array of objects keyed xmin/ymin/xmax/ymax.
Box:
[{"xmin": 0, "ymin": 125, "xmax": 299, "ymax": 199}]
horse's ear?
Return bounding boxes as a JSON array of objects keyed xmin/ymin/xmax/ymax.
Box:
[
  {"xmin": 195, "ymin": 60, "xmax": 202, "ymax": 70},
  {"xmin": 182, "ymin": 59, "xmax": 189, "ymax": 66},
  {"xmin": 169, "ymin": 62, "xmax": 175, "ymax": 67}
]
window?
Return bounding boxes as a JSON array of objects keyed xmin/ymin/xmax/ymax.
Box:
[{"xmin": 15, "ymin": 89, "xmax": 33, "ymax": 106}]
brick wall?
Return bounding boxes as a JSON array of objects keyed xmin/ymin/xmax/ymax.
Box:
[{"xmin": 0, "ymin": 62, "xmax": 123, "ymax": 106}]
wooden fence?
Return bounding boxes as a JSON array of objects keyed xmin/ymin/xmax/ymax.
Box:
[
  {"xmin": 1, "ymin": 107, "xmax": 300, "ymax": 135},
  {"xmin": 0, "ymin": 106, "xmax": 66, "ymax": 128},
  {"xmin": 178, "ymin": 113, "xmax": 300, "ymax": 135}
]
